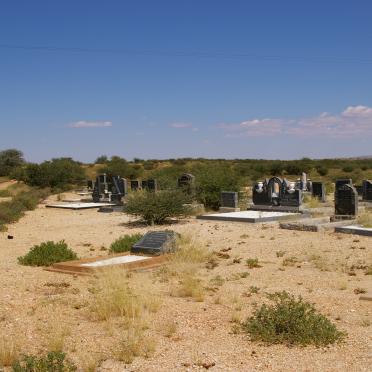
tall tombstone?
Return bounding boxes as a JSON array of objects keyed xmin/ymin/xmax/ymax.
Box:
[
  {"xmin": 131, "ymin": 180, "xmax": 140, "ymax": 191},
  {"xmin": 252, "ymin": 179, "xmax": 271, "ymax": 205},
  {"xmin": 335, "ymin": 179, "xmax": 358, "ymax": 217},
  {"xmin": 87, "ymin": 180, "xmax": 94, "ymax": 190},
  {"xmin": 220, "ymin": 191, "xmax": 239, "ymax": 209},
  {"xmin": 362, "ymin": 180, "xmax": 372, "ymax": 201},
  {"xmin": 267, "ymin": 177, "xmax": 283, "ymax": 206},
  {"xmin": 312, "ymin": 181, "xmax": 326, "ymax": 202}
]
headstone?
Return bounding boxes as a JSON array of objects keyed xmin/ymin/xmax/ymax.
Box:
[
  {"xmin": 131, "ymin": 231, "xmax": 178, "ymax": 256},
  {"xmin": 92, "ymin": 174, "xmax": 126, "ymax": 204},
  {"xmin": 131, "ymin": 180, "xmax": 140, "ymax": 191},
  {"xmin": 252, "ymin": 179, "xmax": 271, "ymax": 205},
  {"xmin": 87, "ymin": 180, "xmax": 94, "ymax": 190},
  {"xmin": 280, "ymin": 189, "xmax": 302, "ymax": 207},
  {"xmin": 300, "ymin": 172, "xmax": 307, "ymax": 191},
  {"xmin": 312, "ymin": 181, "xmax": 326, "ymax": 202},
  {"xmin": 335, "ymin": 179, "xmax": 358, "ymax": 217},
  {"xmin": 267, "ymin": 177, "xmax": 284, "ymax": 206},
  {"xmin": 362, "ymin": 180, "xmax": 372, "ymax": 201},
  {"xmin": 142, "ymin": 179, "xmax": 157, "ymax": 192},
  {"xmin": 178, "ymin": 173, "xmax": 195, "ymax": 194},
  {"xmin": 221, "ymin": 191, "xmax": 239, "ymax": 208},
  {"xmin": 355, "ymin": 185, "xmax": 363, "ymax": 196}
]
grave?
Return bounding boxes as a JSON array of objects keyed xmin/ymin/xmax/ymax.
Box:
[
  {"xmin": 130, "ymin": 180, "xmax": 141, "ymax": 191},
  {"xmin": 334, "ymin": 179, "xmax": 358, "ymax": 217},
  {"xmin": 46, "ymin": 202, "xmax": 116, "ymax": 210},
  {"xmin": 141, "ymin": 179, "xmax": 158, "ymax": 192},
  {"xmin": 252, "ymin": 177, "xmax": 303, "ymax": 212},
  {"xmin": 219, "ymin": 191, "xmax": 240, "ymax": 212},
  {"xmin": 178, "ymin": 173, "xmax": 195, "ymax": 195},
  {"xmin": 362, "ymin": 180, "xmax": 372, "ymax": 201},
  {"xmin": 334, "ymin": 225, "xmax": 372, "ymax": 237},
  {"xmin": 131, "ymin": 231, "xmax": 178, "ymax": 255},
  {"xmin": 45, "ymin": 252, "xmax": 169, "ymax": 276},
  {"xmin": 91, "ymin": 174, "xmax": 127, "ymax": 204},
  {"xmin": 311, "ymin": 181, "xmax": 326, "ymax": 202},
  {"xmin": 197, "ymin": 210, "xmax": 301, "ymax": 223}
]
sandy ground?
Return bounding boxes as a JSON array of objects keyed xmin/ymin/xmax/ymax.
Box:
[{"xmin": 0, "ymin": 193, "xmax": 371, "ymax": 371}]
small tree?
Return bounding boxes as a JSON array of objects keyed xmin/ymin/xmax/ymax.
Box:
[
  {"xmin": 95, "ymin": 155, "xmax": 108, "ymax": 164},
  {"xmin": 125, "ymin": 190, "xmax": 191, "ymax": 224},
  {"xmin": 0, "ymin": 149, "xmax": 24, "ymax": 176}
]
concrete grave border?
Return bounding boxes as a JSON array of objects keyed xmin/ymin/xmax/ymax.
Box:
[
  {"xmin": 334, "ymin": 225, "xmax": 372, "ymax": 237},
  {"xmin": 45, "ymin": 252, "xmax": 169, "ymax": 276}
]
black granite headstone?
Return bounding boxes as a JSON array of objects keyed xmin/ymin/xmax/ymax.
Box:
[
  {"xmin": 178, "ymin": 173, "xmax": 195, "ymax": 195},
  {"xmin": 362, "ymin": 180, "xmax": 372, "ymax": 201},
  {"xmin": 221, "ymin": 191, "xmax": 239, "ymax": 208},
  {"xmin": 312, "ymin": 182, "xmax": 326, "ymax": 202},
  {"xmin": 335, "ymin": 180, "xmax": 358, "ymax": 216},
  {"xmin": 142, "ymin": 179, "xmax": 157, "ymax": 192},
  {"xmin": 131, "ymin": 231, "xmax": 178, "ymax": 256},
  {"xmin": 252, "ymin": 179, "xmax": 271, "ymax": 205}
]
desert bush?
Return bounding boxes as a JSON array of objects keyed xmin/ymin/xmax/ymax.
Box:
[
  {"xmin": 18, "ymin": 241, "xmax": 78, "ymax": 266},
  {"xmin": 246, "ymin": 258, "xmax": 261, "ymax": 268},
  {"xmin": 12, "ymin": 352, "xmax": 76, "ymax": 372},
  {"xmin": 193, "ymin": 164, "xmax": 240, "ymax": 210},
  {"xmin": 100, "ymin": 156, "xmax": 143, "ymax": 179},
  {"xmin": 0, "ymin": 336, "xmax": 19, "ymax": 367},
  {"xmin": 95, "ymin": 155, "xmax": 108, "ymax": 164},
  {"xmin": 18, "ymin": 158, "xmax": 85, "ymax": 189},
  {"xmin": 242, "ymin": 291, "xmax": 345, "ymax": 346},
  {"xmin": 171, "ymin": 274, "xmax": 205, "ymax": 301},
  {"xmin": 125, "ymin": 189, "xmax": 191, "ymax": 224},
  {"xmin": 316, "ymin": 165, "xmax": 328, "ymax": 176},
  {"xmin": 109, "ymin": 233, "xmax": 143, "ymax": 253},
  {"xmin": 0, "ymin": 188, "xmax": 50, "ymax": 230},
  {"xmin": 0, "ymin": 149, "xmax": 24, "ymax": 176},
  {"xmin": 358, "ymin": 212, "xmax": 372, "ymax": 228}
]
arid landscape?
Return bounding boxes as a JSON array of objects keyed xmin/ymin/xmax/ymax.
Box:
[{"xmin": 1, "ymin": 191, "xmax": 371, "ymax": 371}]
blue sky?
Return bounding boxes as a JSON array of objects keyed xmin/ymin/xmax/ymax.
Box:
[{"xmin": 0, "ymin": 0, "xmax": 371, "ymax": 162}]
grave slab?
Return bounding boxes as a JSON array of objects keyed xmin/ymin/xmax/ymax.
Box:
[
  {"xmin": 280, "ymin": 218, "xmax": 357, "ymax": 232},
  {"xmin": 131, "ymin": 231, "xmax": 178, "ymax": 255},
  {"xmin": 197, "ymin": 210, "xmax": 300, "ymax": 223},
  {"xmin": 46, "ymin": 202, "xmax": 115, "ymax": 210},
  {"xmin": 45, "ymin": 252, "xmax": 169, "ymax": 275},
  {"xmin": 334, "ymin": 225, "xmax": 372, "ymax": 237}
]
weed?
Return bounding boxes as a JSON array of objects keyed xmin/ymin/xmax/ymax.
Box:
[
  {"xmin": 162, "ymin": 320, "xmax": 178, "ymax": 338},
  {"xmin": 276, "ymin": 251, "xmax": 285, "ymax": 258},
  {"xmin": 0, "ymin": 335, "xmax": 19, "ymax": 367},
  {"xmin": 246, "ymin": 258, "xmax": 261, "ymax": 269},
  {"xmin": 109, "ymin": 233, "xmax": 143, "ymax": 253},
  {"xmin": 18, "ymin": 241, "xmax": 78, "ymax": 266},
  {"xmin": 365, "ymin": 266, "xmax": 372, "ymax": 275},
  {"xmin": 210, "ymin": 275, "xmax": 224, "ymax": 287},
  {"xmin": 358, "ymin": 212, "xmax": 372, "ymax": 228},
  {"xmin": 354, "ymin": 288, "xmax": 367, "ymax": 294},
  {"xmin": 12, "ymin": 352, "xmax": 76, "ymax": 372},
  {"xmin": 242, "ymin": 291, "xmax": 346, "ymax": 346},
  {"xmin": 172, "ymin": 274, "xmax": 204, "ymax": 302},
  {"xmin": 304, "ymin": 194, "xmax": 321, "ymax": 208},
  {"xmin": 282, "ymin": 256, "xmax": 299, "ymax": 267},
  {"xmin": 249, "ymin": 286, "xmax": 260, "ymax": 294},
  {"xmin": 309, "ymin": 254, "xmax": 330, "ymax": 272}
]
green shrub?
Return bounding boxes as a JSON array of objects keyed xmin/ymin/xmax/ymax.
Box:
[
  {"xmin": 12, "ymin": 351, "xmax": 76, "ymax": 372},
  {"xmin": 110, "ymin": 234, "xmax": 143, "ymax": 253},
  {"xmin": 316, "ymin": 165, "xmax": 328, "ymax": 176},
  {"xmin": 18, "ymin": 241, "xmax": 78, "ymax": 266},
  {"xmin": 193, "ymin": 163, "xmax": 240, "ymax": 210},
  {"xmin": 17, "ymin": 158, "xmax": 85, "ymax": 189},
  {"xmin": 246, "ymin": 258, "xmax": 261, "ymax": 268},
  {"xmin": 0, "ymin": 188, "xmax": 11, "ymax": 197},
  {"xmin": 242, "ymin": 291, "xmax": 345, "ymax": 346},
  {"xmin": 125, "ymin": 189, "xmax": 191, "ymax": 225},
  {"xmin": 0, "ymin": 189, "xmax": 49, "ymax": 230},
  {"xmin": 0, "ymin": 149, "xmax": 24, "ymax": 176}
]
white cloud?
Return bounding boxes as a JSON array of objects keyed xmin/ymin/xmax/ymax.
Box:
[
  {"xmin": 68, "ymin": 120, "xmax": 112, "ymax": 128},
  {"xmin": 170, "ymin": 122, "xmax": 199, "ymax": 131},
  {"xmin": 170, "ymin": 122, "xmax": 193, "ymax": 128},
  {"xmin": 219, "ymin": 105, "xmax": 372, "ymax": 138}
]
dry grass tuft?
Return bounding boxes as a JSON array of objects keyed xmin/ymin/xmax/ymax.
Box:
[
  {"xmin": 172, "ymin": 274, "xmax": 205, "ymax": 302},
  {"xmin": 358, "ymin": 212, "xmax": 372, "ymax": 228},
  {"xmin": 45, "ymin": 312, "xmax": 71, "ymax": 352},
  {"xmin": 0, "ymin": 335, "xmax": 19, "ymax": 367},
  {"xmin": 304, "ymin": 194, "xmax": 321, "ymax": 208}
]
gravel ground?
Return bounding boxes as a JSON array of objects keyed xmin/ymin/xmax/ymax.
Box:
[{"xmin": 0, "ymin": 193, "xmax": 371, "ymax": 371}]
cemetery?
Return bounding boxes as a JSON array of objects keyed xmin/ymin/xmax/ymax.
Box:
[{"xmin": 0, "ymin": 166, "xmax": 371, "ymax": 371}]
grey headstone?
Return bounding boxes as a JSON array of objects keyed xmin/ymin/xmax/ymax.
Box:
[
  {"xmin": 131, "ymin": 180, "xmax": 140, "ymax": 191},
  {"xmin": 221, "ymin": 191, "xmax": 239, "ymax": 208},
  {"xmin": 131, "ymin": 231, "xmax": 178, "ymax": 256}
]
